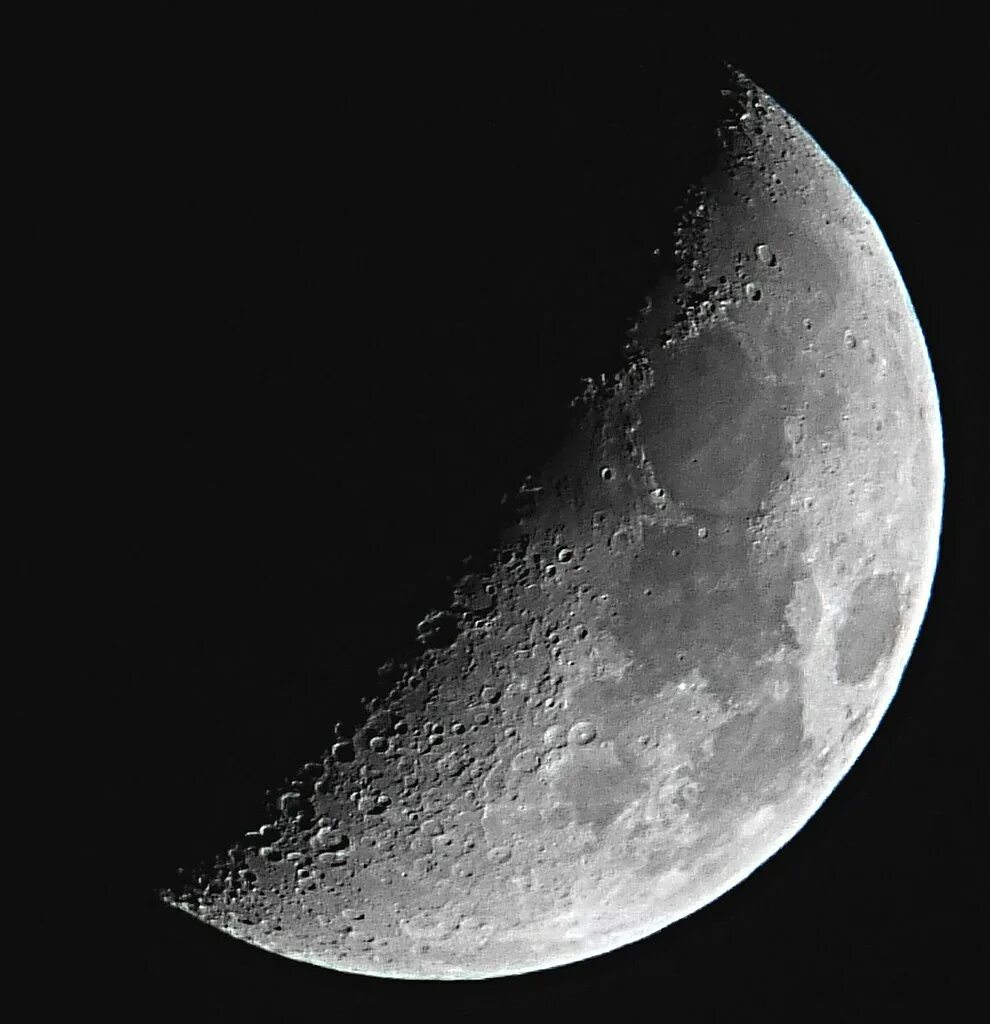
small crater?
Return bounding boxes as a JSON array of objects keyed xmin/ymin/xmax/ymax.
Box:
[
  {"xmin": 279, "ymin": 792, "xmax": 303, "ymax": 814},
  {"xmin": 755, "ymin": 243, "xmax": 776, "ymax": 265},
  {"xmin": 511, "ymin": 748, "xmax": 542, "ymax": 773},
  {"xmin": 543, "ymin": 725, "xmax": 568, "ymax": 750},
  {"xmin": 416, "ymin": 610, "xmax": 459, "ymax": 649},
  {"xmin": 310, "ymin": 828, "xmax": 349, "ymax": 852},
  {"xmin": 568, "ymin": 721, "xmax": 598, "ymax": 746}
]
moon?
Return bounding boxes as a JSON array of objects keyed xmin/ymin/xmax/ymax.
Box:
[{"xmin": 162, "ymin": 70, "xmax": 943, "ymax": 979}]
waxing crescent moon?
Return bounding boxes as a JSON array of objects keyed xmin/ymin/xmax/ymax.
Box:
[{"xmin": 163, "ymin": 70, "xmax": 943, "ymax": 980}]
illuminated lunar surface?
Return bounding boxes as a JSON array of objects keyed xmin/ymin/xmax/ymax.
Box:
[{"xmin": 163, "ymin": 73, "xmax": 943, "ymax": 979}]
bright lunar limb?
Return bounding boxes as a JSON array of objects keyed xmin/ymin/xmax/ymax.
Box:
[{"xmin": 163, "ymin": 71, "xmax": 944, "ymax": 979}]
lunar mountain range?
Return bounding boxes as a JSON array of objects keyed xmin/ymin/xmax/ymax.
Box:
[{"xmin": 162, "ymin": 71, "xmax": 944, "ymax": 979}]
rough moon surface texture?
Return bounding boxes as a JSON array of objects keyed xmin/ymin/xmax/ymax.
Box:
[{"xmin": 164, "ymin": 74, "xmax": 944, "ymax": 979}]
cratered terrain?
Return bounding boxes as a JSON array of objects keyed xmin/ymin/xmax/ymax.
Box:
[{"xmin": 161, "ymin": 71, "xmax": 943, "ymax": 979}]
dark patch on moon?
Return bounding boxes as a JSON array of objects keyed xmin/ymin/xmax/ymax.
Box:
[
  {"xmin": 642, "ymin": 843, "xmax": 679, "ymax": 879},
  {"xmin": 835, "ymin": 573, "xmax": 903, "ymax": 685},
  {"xmin": 618, "ymin": 516, "xmax": 806, "ymax": 707},
  {"xmin": 699, "ymin": 667, "xmax": 807, "ymax": 813},
  {"xmin": 553, "ymin": 759, "xmax": 648, "ymax": 836},
  {"xmin": 639, "ymin": 325, "xmax": 793, "ymax": 516}
]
